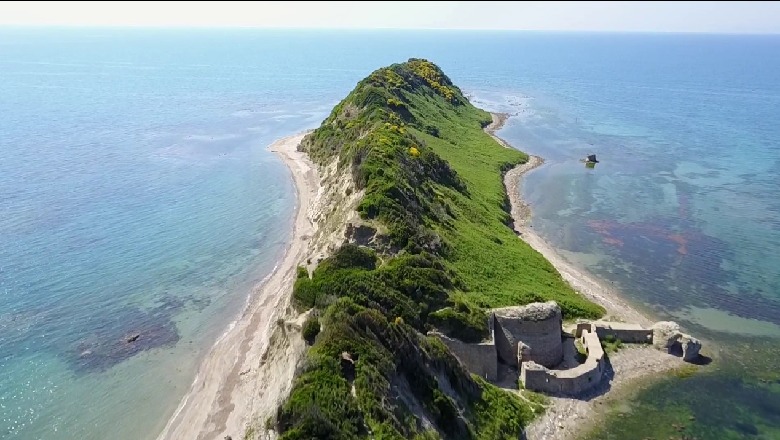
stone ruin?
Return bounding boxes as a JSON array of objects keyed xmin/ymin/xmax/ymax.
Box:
[
  {"xmin": 521, "ymin": 323, "xmax": 605, "ymax": 395},
  {"xmin": 493, "ymin": 301, "xmax": 563, "ymax": 368},
  {"xmin": 652, "ymin": 321, "xmax": 702, "ymax": 362},
  {"xmin": 431, "ymin": 301, "xmax": 703, "ymax": 396}
]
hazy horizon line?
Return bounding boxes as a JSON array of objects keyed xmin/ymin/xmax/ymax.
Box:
[{"xmin": 1, "ymin": 24, "xmax": 779, "ymax": 36}]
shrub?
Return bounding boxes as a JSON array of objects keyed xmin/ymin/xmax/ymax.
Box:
[
  {"xmin": 301, "ymin": 315, "xmax": 321, "ymax": 345},
  {"xmin": 602, "ymin": 335, "xmax": 623, "ymax": 353},
  {"xmin": 314, "ymin": 244, "xmax": 377, "ymax": 274},
  {"xmin": 428, "ymin": 300, "xmax": 488, "ymax": 343}
]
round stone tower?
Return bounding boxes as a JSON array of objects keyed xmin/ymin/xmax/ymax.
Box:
[{"xmin": 492, "ymin": 301, "xmax": 563, "ymax": 368}]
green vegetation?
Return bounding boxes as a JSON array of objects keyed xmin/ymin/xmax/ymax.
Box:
[
  {"xmin": 278, "ymin": 298, "xmax": 536, "ymax": 440},
  {"xmin": 243, "ymin": 424, "xmax": 256, "ymax": 440},
  {"xmin": 277, "ymin": 59, "xmax": 604, "ymax": 439},
  {"xmin": 673, "ymin": 364, "xmax": 699, "ymax": 379},
  {"xmin": 602, "ymin": 335, "xmax": 624, "ymax": 354},
  {"xmin": 301, "ymin": 315, "xmax": 321, "ymax": 345},
  {"xmin": 574, "ymin": 338, "xmax": 588, "ymax": 363},
  {"xmin": 300, "ymin": 58, "xmax": 602, "ymax": 321}
]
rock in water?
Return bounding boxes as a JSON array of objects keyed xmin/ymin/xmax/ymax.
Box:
[
  {"xmin": 126, "ymin": 334, "xmax": 141, "ymax": 343},
  {"xmin": 680, "ymin": 334, "xmax": 702, "ymax": 362},
  {"xmin": 586, "ymin": 154, "xmax": 599, "ymax": 163},
  {"xmin": 652, "ymin": 321, "xmax": 682, "ymax": 349}
]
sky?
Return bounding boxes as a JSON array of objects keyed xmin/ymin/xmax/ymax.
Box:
[{"xmin": 0, "ymin": 1, "xmax": 779, "ymax": 34}]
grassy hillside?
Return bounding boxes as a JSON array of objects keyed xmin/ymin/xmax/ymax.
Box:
[{"xmin": 274, "ymin": 59, "xmax": 602, "ymax": 439}]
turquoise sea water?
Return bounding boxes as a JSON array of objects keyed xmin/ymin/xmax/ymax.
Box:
[{"xmin": 1, "ymin": 29, "xmax": 778, "ymax": 439}]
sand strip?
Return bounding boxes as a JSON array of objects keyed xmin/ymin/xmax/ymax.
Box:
[
  {"xmin": 156, "ymin": 132, "xmax": 320, "ymax": 440},
  {"xmin": 487, "ymin": 113, "xmax": 685, "ymax": 440}
]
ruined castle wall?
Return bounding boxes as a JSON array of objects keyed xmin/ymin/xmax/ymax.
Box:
[
  {"xmin": 492, "ymin": 314, "xmax": 515, "ymax": 368},
  {"xmin": 520, "ymin": 328, "xmax": 605, "ymax": 395},
  {"xmin": 520, "ymin": 364, "xmax": 558, "ymax": 394},
  {"xmin": 493, "ymin": 302, "xmax": 563, "ymax": 368},
  {"xmin": 593, "ymin": 322, "xmax": 653, "ymax": 344},
  {"xmin": 430, "ymin": 332, "xmax": 497, "ymax": 382}
]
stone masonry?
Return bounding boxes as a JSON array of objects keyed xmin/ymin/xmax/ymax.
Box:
[
  {"xmin": 493, "ymin": 301, "xmax": 563, "ymax": 368},
  {"xmin": 430, "ymin": 300, "xmax": 703, "ymax": 397}
]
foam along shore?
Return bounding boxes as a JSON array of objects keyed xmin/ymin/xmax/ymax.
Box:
[
  {"xmin": 156, "ymin": 132, "xmax": 320, "ymax": 440},
  {"xmin": 488, "ymin": 113, "xmax": 689, "ymax": 440}
]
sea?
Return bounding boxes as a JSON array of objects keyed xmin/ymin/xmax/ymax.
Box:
[{"xmin": 1, "ymin": 29, "xmax": 778, "ymax": 440}]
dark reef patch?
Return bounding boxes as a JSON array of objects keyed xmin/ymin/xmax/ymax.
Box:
[
  {"xmin": 67, "ymin": 303, "xmax": 181, "ymax": 373},
  {"xmin": 0, "ymin": 293, "xmax": 210, "ymax": 374},
  {"xmin": 586, "ymin": 217, "xmax": 780, "ymax": 326}
]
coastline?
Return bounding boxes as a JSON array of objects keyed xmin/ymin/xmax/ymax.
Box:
[
  {"xmin": 157, "ymin": 132, "xmax": 320, "ymax": 440},
  {"xmin": 487, "ymin": 113, "xmax": 686, "ymax": 439},
  {"xmin": 157, "ymin": 111, "xmax": 686, "ymax": 440}
]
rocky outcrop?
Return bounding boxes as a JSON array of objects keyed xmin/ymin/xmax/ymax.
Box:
[
  {"xmin": 652, "ymin": 321, "xmax": 702, "ymax": 362},
  {"xmin": 304, "ymin": 159, "xmax": 365, "ymax": 272},
  {"xmin": 652, "ymin": 321, "xmax": 682, "ymax": 349},
  {"xmin": 680, "ymin": 334, "xmax": 702, "ymax": 362},
  {"xmin": 340, "ymin": 352, "xmax": 356, "ymax": 381}
]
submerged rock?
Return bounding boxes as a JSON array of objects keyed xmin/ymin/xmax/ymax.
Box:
[{"xmin": 70, "ymin": 308, "xmax": 179, "ymax": 373}]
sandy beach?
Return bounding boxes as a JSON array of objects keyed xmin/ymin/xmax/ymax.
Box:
[
  {"xmin": 156, "ymin": 132, "xmax": 321, "ymax": 440},
  {"xmin": 488, "ymin": 113, "xmax": 687, "ymax": 440}
]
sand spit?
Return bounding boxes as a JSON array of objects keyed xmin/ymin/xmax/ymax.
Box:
[{"xmin": 159, "ymin": 112, "xmax": 690, "ymax": 440}]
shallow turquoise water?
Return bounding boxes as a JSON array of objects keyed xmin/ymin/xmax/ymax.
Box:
[{"xmin": 1, "ymin": 29, "xmax": 778, "ymax": 439}]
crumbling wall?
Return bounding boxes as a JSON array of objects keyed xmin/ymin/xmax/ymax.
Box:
[
  {"xmin": 432, "ymin": 302, "xmax": 701, "ymax": 396},
  {"xmin": 586, "ymin": 321, "xmax": 653, "ymax": 343},
  {"xmin": 492, "ymin": 314, "xmax": 514, "ymax": 368},
  {"xmin": 520, "ymin": 326, "xmax": 605, "ymax": 395},
  {"xmin": 429, "ymin": 332, "xmax": 497, "ymax": 381}
]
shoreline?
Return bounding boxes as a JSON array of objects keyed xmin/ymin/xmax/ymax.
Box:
[
  {"xmin": 158, "ymin": 111, "xmax": 686, "ymax": 440},
  {"xmin": 156, "ymin": 132, "xmax": 320, "ymax": 440},
  {"xmin": 487, "ymin": 113, "xmax": 686, "ymax": 439}
]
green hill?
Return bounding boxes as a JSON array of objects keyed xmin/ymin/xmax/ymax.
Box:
[{"xmin": 275, "ymin": 59, "xmax": 603, "ymax": 439}]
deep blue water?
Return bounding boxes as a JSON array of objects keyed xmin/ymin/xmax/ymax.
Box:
[{"xmin": 1, "ymin": 29, "xmax": 778, "ymax": 439}]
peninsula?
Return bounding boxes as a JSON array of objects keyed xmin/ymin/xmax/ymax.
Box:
[{"xmin": 159, "ymin": 59, "xmax": 701, "ymax": 440}]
